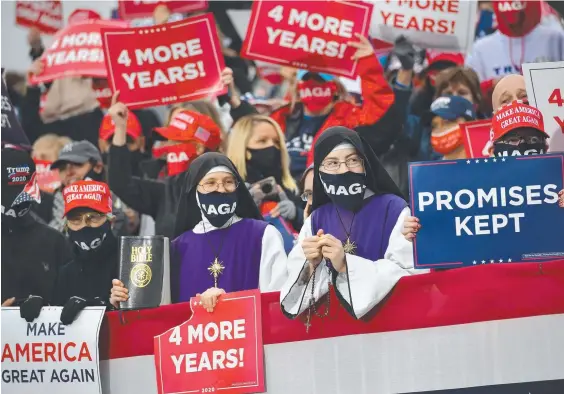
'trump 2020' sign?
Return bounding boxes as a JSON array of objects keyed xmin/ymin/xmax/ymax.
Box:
[
  {"xmin": 1, "ymin": 307, "xmax": 105, "ymax": 394},
  {"xmin": 154, "ymin": 290, "xmax": 264, "ymax": 394},
  {"xmin": 409, "ymin": 154, "xmax": 564, "ymax": 269}
]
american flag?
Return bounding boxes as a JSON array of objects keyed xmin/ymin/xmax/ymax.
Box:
[
  {"xmin": 194, "ymin": 127, "xmax": 210, "ymax": 142},
  {"xmin": 12, "ymin": 173, "xmax": 41, "ymax": 206}
]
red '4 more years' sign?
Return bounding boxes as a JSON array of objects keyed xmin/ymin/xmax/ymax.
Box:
[
  {"xmin": 242, "ymin": 0, "xmax": 374, "ymax": 78},
  {"xmin": 154, "ymin": 290, "xmax": 264, "ymax": 394},
  {"xmin": 102, "ymin": 13, "xmax": 226, "ymax": 110},
  {"xmin": 118, "ymin": 0, "xmax": 209, "ymax": 20},
  {"xmin": 460, "ymin": 120, "xmax": 493, "ymax": 159},
  {"xmin": 15, "ymin": 0, "xmax": 63, "ymax": 35},
  {"xmin": 29, "ymin": 19, "xmax": 129, "ymax": 85}
]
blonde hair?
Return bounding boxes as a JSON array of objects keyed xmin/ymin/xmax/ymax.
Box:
[
  {"xmin": 227, "ymin": 115, "xmax": 297, "ymax": 192},
  {"xmin": 32, "ymin": 134, "xmax": 72, "ymax": 159}
]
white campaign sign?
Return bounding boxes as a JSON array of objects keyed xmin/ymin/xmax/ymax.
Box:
[
  {"xmin": 522, "ymin": 61, "xmax": 564, "ymax": 153},
  {"xmin": 366, "ymin": 0, "xmax": 478, "ymax": 53},
  {"xmin": 1, "ymin": 306, "xmax": 105, "ymax": 394}
]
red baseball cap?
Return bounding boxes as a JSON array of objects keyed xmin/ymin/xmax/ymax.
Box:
[
  {"xmin": 426, "ymin": 50, "xmax": 465, "ymax": 69},
  {"xmin": 491, "ymin": 101, "xmax": 548, "ymax": 141},
  {"xmin": 63, "ymin": 180, "xmax": 113, "ymax": 217},
  {"xmin": 99, "ymin": 111, "xmax": 142, "ymax": 141},
  {"xmin": 154, "ymin": 110, "xmax": 222, "ymax": 150},
  {"xmin": 68, "ymin": 9, "xmax": 101, "ymax": 25}
]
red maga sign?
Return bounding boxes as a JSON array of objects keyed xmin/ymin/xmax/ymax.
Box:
[
  {"xmin": 118, "ymin": 0, "xmax": 208, "ymax": 20},
  {"xmin": 154, "ymin": 290, "xmax": 264, "ymax": 394},
  {"xmin": 242, "ymin": 0, "xmax": 374, "ymax": 78},
  {"xmin": 461, "ymin": 120, "xmax": 493, "ymax": 159},
  {"xmin": 15, "ymin": 1, "xmax": 63, "ymax": 35},
  {"xmin": 29, "ymin": 20, "xmax": 129, "ymax": 85},
  {"xmin": 102, "ymin": 13, "xmax": 226, "ymax": 110}
]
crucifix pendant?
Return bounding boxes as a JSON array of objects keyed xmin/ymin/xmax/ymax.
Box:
[
  {"xmin": 343, "ymin": 237, "xmax": 357, "ymax": 255},
  {"xmin": 208, "ymin": 257, "xmax": 225, "ymax": 288}
]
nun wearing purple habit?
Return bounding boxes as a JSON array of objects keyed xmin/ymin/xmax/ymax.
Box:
[
  {"xmin": 111, "ymin": 153, "xmax": 288, "ymax": 311},
  {"xmin": 280, "ymin": 127, "xmax": 425, "ymax": 320}
]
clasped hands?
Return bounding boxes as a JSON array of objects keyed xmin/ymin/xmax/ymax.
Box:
[{"xmin": 301, "ymin": 230, "xmax": 346, "ymax": 273}]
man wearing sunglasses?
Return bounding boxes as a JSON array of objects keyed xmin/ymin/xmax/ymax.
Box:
[{"xmin": 52, "ymin": 180, "xmax": 118, "ymax": 324}]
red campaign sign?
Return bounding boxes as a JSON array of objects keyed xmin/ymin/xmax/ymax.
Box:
[
  {"xmin": 461, "ymin": 120, "xmax": 493, "ymax": 159},
  {"xmin": 154, "ymin": 290, "xmax": 264, "ymax": 394},
  {"xmin": 118, "ymin": 0, "xmax": 209, "ymax": 20},
  {"xmin": 242, "ymin": 0, "xmax": 374, "ymax": 78},
  {"xmin": 15, "ymin": 1, "xmax": 63, "ymax": 35},
  {"xmin": 102, "ymin": 13, "xmax": 226, "ymax": 110},
  {"xmin": 29, "ymin": 20, "xmax": 129, "ymax": 85}
]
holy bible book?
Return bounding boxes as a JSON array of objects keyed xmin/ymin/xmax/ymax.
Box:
[{"xmin": 118, "ymin": 236, "xmax": 171, "ymax": 310}]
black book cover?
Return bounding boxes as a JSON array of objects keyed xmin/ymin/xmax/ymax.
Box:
[{"xmin": 119, "ymin": 236, "xmax": 171, "ymax": 310}]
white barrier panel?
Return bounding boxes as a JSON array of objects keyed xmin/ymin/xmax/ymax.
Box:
[{"xmin": 101, "ymin": 314, "xmax": 564, "ymax": 394}]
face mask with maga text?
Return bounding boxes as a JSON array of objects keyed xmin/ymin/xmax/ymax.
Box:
[
  {"xmin": 319, "ymin": 171, "xmax": 366, "ymax": 213},
  {"xmin": 152, "ymin": 143, "xmax": 197, "ymax": 176},
  {"xmin": 298, "ymin": 80, "xmax": 337, "ymax": 113},
  {"xmin": 197, "ymin": 190, "xmax": 238, "ymax": 228}
]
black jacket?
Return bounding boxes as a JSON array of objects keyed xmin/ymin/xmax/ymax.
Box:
[
  {"xmin": 1, "ymin": 214, "xmax": 73, "ymax": 303},
  {"xmin": 52, "ymin": 234, "xmax": 119, "ymax": 306},
  {"xmin": 108, "ymin": 144, "xmax": 190, "ymax": 239}
]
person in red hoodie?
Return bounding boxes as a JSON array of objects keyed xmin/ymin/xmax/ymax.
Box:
[{"xmin": 252, "ymin": 34, "xmax": 396, "ymax": 179}]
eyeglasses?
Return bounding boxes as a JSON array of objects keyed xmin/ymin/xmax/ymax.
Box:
[
  {"xmin": 499, "ymin": 135, "xmax": 545, "ymax": 146},
  {"xmin": 199, "ymin": 179, "xmax": 239, "ymax": 193},
  {"xmin": 67, "ymin": 212, "xmax": 107, "ymax": 226},
  {"xmin": 320, "ymin": 156, "xmax": 363, "ymax": 172},
  {"xmin": 300, "ymin": 191, "xmax": 313, "ymax": 202}
]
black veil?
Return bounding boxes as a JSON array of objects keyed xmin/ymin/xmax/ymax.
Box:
[{"xmin": 311, "ymin": 127, "xmax": 405, "ymax": 213}]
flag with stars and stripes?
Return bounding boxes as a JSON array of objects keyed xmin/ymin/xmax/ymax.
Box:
[{"xmin": 12, "ymin": 173, "xmax": 41, "ymax": 206}]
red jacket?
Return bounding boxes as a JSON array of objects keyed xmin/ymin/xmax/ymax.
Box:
[{"xmin": 270, "ymin": 55, "xmax": 394, "ymax": 167}]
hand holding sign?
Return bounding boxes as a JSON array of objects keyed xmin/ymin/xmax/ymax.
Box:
[
  {"xmin": 197, "ymin": 287, "xmax": 226, "ymax": 313},
  {"xmin": 108, "ymin": 91, "xmax": 128, "ymax": 142},
  {"xmin": 401, "ymin": 216, "xmax": 420, "ymax": 241},
  {"xmin": 348, "ymin": 33, "xmax": 375, "ymax": 61}
]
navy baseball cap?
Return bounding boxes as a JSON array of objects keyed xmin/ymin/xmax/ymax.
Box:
[
  {"xmin": 297, "ymin": 69, "xmax": 335, "ymax": 82},
  {"xmin": 428, "ymin": 95, "xmax": 476, "ymax": 122}
]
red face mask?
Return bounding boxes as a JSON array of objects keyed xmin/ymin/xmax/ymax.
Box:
[
  {"xmin": 494, "ymin": 1, "xmax": 541, "ymax": 37},
  {"xmin": 298, "ymin": 80, "xmax": 337, "ymax": 113},
  {"xmin": 430, "ymin": 125, "xmax": 463, "ymax": 155},
  {"xmin": 92, "ymin": 79, "xmax": 112, "ymax": 109},
  {"xmin": 32, "ymin": 159, "xmax": 61, "ymax": 193},
  {"xmin": 152, "ymin": 143, "xmax": 197, "ymax": 177}
]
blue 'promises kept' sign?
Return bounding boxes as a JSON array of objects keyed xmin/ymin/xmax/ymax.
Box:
[{"xmin": 409, "ymin": 154, "xmax": 564, "ymax": 269}]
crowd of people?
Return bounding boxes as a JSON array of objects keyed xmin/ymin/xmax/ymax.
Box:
[{"xmin": 2, "ymin": 1, "xmax": 564, "ymax": 326}]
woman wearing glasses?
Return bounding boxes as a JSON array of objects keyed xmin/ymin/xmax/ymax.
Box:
[
  {"xmin": 281, "ymin": 127, "xmax": 421, "ymax": 320},
  {"xmin": 110, "ymin": 153, "xmax": 288, "ymax": 312}
]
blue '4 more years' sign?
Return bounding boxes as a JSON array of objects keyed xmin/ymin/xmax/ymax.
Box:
[{"xmin": 408, "ymin": 154, "xmax": 564, "ymax": 269}]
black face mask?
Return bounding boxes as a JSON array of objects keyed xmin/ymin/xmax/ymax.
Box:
[
  {"xmin": 85, "ymin": 167, "xmax": 105, "ymax": 182},
  {"xmin": 197, "ymin": 191, "xmax": 238, "ymax": 228},
  {"xmin": 319, "ymin": 171, "xmax": 367, "ymax": 212},
  {"xmin": 1, "ymin": 202, "xmax": 32, "ymax": 228},
  {"xmin": 493, "ymin": 143, "xmax": 546, "ymax": 157},
  {"xmin": 68, "ymin": 221, "xmax": 111, "ymax": 256},
  {"xmin": 247, "ymin": 147, "xmax": 283, "ymax": 183}
]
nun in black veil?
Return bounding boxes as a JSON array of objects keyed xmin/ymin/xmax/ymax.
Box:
[
  {"xmin": 111, "ymin": 153, "xmax": 288, "ymax": 311},
  {"xmin": 280, "ymin": 127, "xmax": 425, "ymax": 320}
]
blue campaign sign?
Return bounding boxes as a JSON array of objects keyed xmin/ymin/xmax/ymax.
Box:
[{"xmin": 408, "ymin": 154, "xmax": 564, "ymax": 269}]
